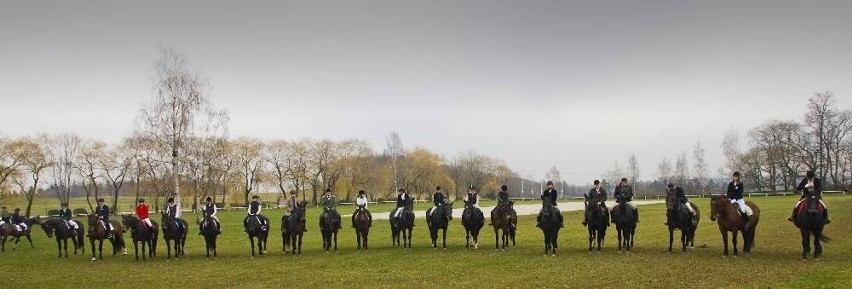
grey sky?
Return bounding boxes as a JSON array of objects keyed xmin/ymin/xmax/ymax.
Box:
[{"xmin": 2, "ymin": 1, "xmax": 851, "ymax": 184}]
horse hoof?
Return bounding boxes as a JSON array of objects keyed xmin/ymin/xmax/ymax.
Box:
[
  {"xmin": 618, "ymin": 251, "xmax": 623, "ymax": 254},
  {"xmin": 801, "ymin": 258, "xmax": 807, "ymax": 262},
  {"xmin": 722, "ymin": 255, "xmax": 728, "ymax": 258},
  {"xmin": 732, "ymin": 255, "xmax": 738, "ymax": 258},
  {"xmin": 550, "ymin": 253, "xmax": 556, "ymax": 257}
]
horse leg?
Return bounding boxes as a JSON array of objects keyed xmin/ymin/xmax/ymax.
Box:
[
  {"xmin": 731, "ymin": 230, "xmax": 739, "ymax": 257},
  {"xmin": 98, "ymin": 240, "xmax": 104, "ymax": 260},
  {"xmin": 588, "ymin": 228, "xmax": 594, "ymax": 253},
  {"xmin": 814, "ymin": 231, "xmax": 823, "ymax": 260},
  {"xmin": 442, "ymin": 228, "xmax": 447, "ymax": 249},
  {"xmin": 668, "ymin": 227, "xmax": 674, "ymax": 253},
  {"xmin": 250, "ymin": 236, "xmax": 256, "ymax": 257},
  {"xmin": 681, "ymin": 231, "xmax": 687, "ymax": 252},
  {"xmin": 334, "ymin": 231, "xmax": 338, "ymax": 252},
  {"xmin": 721, "ymin": 230, "xmax": 729, "ymax": 256},
  {"xmin": 297, "ymin": 234, "xmax": 303, "ymax": 255},
  {"xmin": 800, "ymin": 229, "xmax": 810, "ymax": 260}
]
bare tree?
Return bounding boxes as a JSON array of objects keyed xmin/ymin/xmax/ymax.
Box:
[
  {"xmin": 45, "ymin": 133, "xmax": 81, "ymax": 205},
  {"xmin": 722, "ymin": 129, "xmax": 741, "ymax": 174},
  {"xmin": 657, "ymin": 157, "xmax": 672, "ymax": 183},
  {"xmin": 675, "ymin": 151, "xmax": 689, "ymax": 185},
  {"xmin": 100, "ymin": 140, "xmax": 133, "ymax": 210},
  {"xmin": 384, "ymin": 132, "xmax": 405, "ymax": 191},
  {"xmin": 11, "ymin": 137, "xmax": 51, "ymax": 216},
  {"xmin": 233, "ymin": 137, "xmax": 264, "ymax": 206},
  {"xmin": 76, "ymin": 140, "xmax": 106, "ymax": 212},
  {"xmin": 0, "ymin": 136, "xmax": 26, "ymax": 196},
  {"xmin": 138, "ymin": 47, "xmax": 215, "ymax": 210},
  {"xmin": 693, "ymin": 142, "xmax": 707, "ymax": 193},
  {"xmin": 627, "ymin": 154, "xmax": 640, "ymax": 194}
]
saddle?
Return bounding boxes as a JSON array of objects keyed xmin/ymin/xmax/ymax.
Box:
[
  {"xmin": 797, "ymin": 198, "xmax": 825, "ymax": 214},
  {"xmin": 733, "ymin": 203, "xmax": 754, "ymax": 216}
]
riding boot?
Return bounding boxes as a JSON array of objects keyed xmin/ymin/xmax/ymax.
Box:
[
  {"xmin": 351, "ymin": 214, "xmax": 356, "ymax": 228},
  {"xmin": 582, "ymin": 212, "xmax": 588, "ymax": 227},
  {"xmin": 558, "ymin": 213, "xmax": 564, "ymax": 228},
  {"xmin": 634, "ymin": 208, "xmax": 639, "ymax": 223},
  {"xmin": 787, "ymin": 208, "xmax": 796, "ymax": 222},
  {"xmin": 664, "ymin": 210, "xmax": 670, "ymax": 226},
  {"xmin": 742, "ymin": 214, "xmax": 750, "ymax": 229},
  {"xmin": 216, "ymin": 223, "xmax": 222, "ymax": 234},
  {"xmin": 243, "ymin": 218, "xmax": 248, "ymax": 232},
  {"xmin": 605, "ymin": 210, "xmax": 611, "ymax": 227},
  {"xmin": 825, "ymin": 208, "xmax": 831, "ymax": 225}
]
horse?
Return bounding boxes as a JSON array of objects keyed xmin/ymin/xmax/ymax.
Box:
[
  {"xmin": 40, "ymin": 218, "xmax": 85, "ymax": 258},
  {"xmin": 199, "ymin": 214, "xmax": 219, "ymax": 258},
  {"xmin": 461, "ymin": 202, "xmax": 483, "ymax": 249},
  {"xmin": 319, "ymin": 209, "xmax": 340, "ymax": 253},
  {"xmin": 427, "ymin": 201, "xmax": 454, "ymax": 249},
  {"xmin": 491, "ymin": 201, "xmax": 514, "ymax": 251},
  {"xmin": 0, "ymin": 216, "xmax": 42, "ymax": 251},
  {"xmin": 665, "ymin": 194, "xmax": 700, "ymax": 253},
  {"xmin": 611, "ymin": 200, "xmax": 636, "ymax": 253},
  {"xmin": 537, "ymin": 202, "xmax": 562, "ymax": 256},
  {"xmin": 709, "ymin": 195, "xmax": 761, "ymax": 257},
  {"xmin": 160, "ymin": 212, "xmax": 188, "ymax": 260},
  {"xmin": 245, "ymin": 214, "xmax": 270, "ymax": 257},
  {"xmin": 86, "ymin": 214, "xmax": 126, "ymax": 261},
  {"xmin": 586, "ymin": 201, "xmax": 608, "ymax": 253},
  {"xmin": 793, "ymin": 194, "xmax": 830, "ymax": 261},
  {"xmin": 390, "ymin": 206, "xmax": 414, "ymax": 249},
  {"xmin": 353, "ymin": 208, "xmax": 371, "ymax": 250},
  {"xmin": 283, "ymin": 201, "xmax": 307, "ymax": 256},
  {"xmin": 121, "ymin": 215, "xmax": 159, "ymax": 261}
]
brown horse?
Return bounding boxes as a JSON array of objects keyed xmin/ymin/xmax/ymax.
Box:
[
  {"xmin": 353, "ymin": 208, "xmax": 371, "ymax": 250},
  {"xmin": 490, "ymin": 201, "xmax": 514, "ymax": 251},
  {"xmin": 0, "ymin": 216, "xmax": 42, "ymax": 251},
  {"xmin": 710, "ymin": 195, "xmax": 760, "ymax": 257},
  {"xmin": 86, "ymin": 214, "xmax": 126, "ymax": 261}
]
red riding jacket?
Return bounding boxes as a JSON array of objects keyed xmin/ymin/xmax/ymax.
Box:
[{"xmin": 136, "ymin": 204, "xmax": 149, "ymax": 219}]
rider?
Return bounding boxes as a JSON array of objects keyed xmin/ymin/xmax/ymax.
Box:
[
  {"xmin": 59, "ymin": 202, "xmax": 78, "ymax": 234},
  {"xmin": 664, "ymin": 184, "xmax": 696, "ymax": 225},
  {"xmin": 164, "ymin": 197, "xmax": 185, "ymax": 232},
  {"xmin": 583, "ymin": 180, "xmax": 609, "ymax": 227},
  {"xmin": 135, "ymin": 198, "xmax": 154, "ymax": 235},
  {"xmin": 427, "ymin": 186, "xmax": 447, "ymax": 226},
  {"xmin": 351, "ymin": 189, "xmax": 372, "ymax": 228},
  {"xmin": 0, "ymin": 206, "xmax": 9, "ymax": 223},
  {"xmin": 11, "ymin": 208, "xmax": 27, "ymax": 232},
  {"xmin": 282, "ymin": 191, "xmax": 304, "ymax": 233},
  {"xmin": 614, "ymin": 177, "xmax": 638, "ymax": 223},
  {"xmin": 320, "ymin": 189, "xmax": 341, "ymax": 229},
  {"xmin": 244, "ymin": 195, "xmax": 267, "ymax": 231},
  {"xmin": 95, "ymin": 198, "xmax": 113, "ymax": 238},
  {"xmin": 788, "ymin": 170, "xmax": 830, "ymax": 224},
  {"xmin": 393, "ymin": 188, "xmax": 410, "ymax": 219},
  {"xmin": 538, "ymin": 181, "xmax": 564, "ymax": 228},
  {"xmin": 497, "ymin": 185, "xmax": 510, "ymax": 208},
  {"xmin": 726, "ymin": 171, "xmax": 751, "ymax": 228},
  {"xmin": 200, "ymin": 197, "xmax": 221, "ymax": 235},
  {"xmin": 464, "ymin": 185, "xmax": 484, "ymax": 220}
]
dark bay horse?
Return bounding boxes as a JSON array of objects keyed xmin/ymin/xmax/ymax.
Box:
[
  {"xmin": 283, "ymin": 201, "xmax": 307, "ymax": 256},
  {"xmin": 611, "ymin": 201, "xmax": 636, "ymax": 253},
  {"xmin": 793, "ymin": 194, "xmax": 830, "ymax": 261},
  {"xmin": 390, "ymin": 206, "xmax": 414, "ymax": 249},
  {"xmin": 0, "ymin": 216, "xmax": 41, "ymax": 251},
  {"xmin": 427, "ymin": 202, "xmax": 454, "ymax": 249},
  {"xmin": 538, "ymin": 202, "xmax": 562, "ymax": 256},
  {"xmin": 41, "ymin": 218, "xmax": 85, "ymax": 258},
  {"xmin": 665, "ymin": 195, "xmax": 700, "ymax": 253},
  {"xmin": 245, "ymin": 214, "xmax": 269, "ymax": 257},
  {"xmin": 319, "ymin": 209, "xmax": 340, "ymax": 253},
  {"xmin": 199, "ymin": 214, "xmax": 219, "ymax": 258},
  {"xmin": 160, "ymin": 213, "xmax": 188, "ymax": 260},
  {"xmin": 86, "ymin": 214, "xmax": 126, "ymax": 261},
  {"xmin": 122, "ymin": 215, "xmax": 159, "ymax": 261},
  {"xmin": 491, "ymin": 201, "xmax": 514, "ymax": 251},
  {"xmin": 462, "ymin": 202, "xmax": 483, "ymax": 249},
  {"xmin": 353, "ymin": 208, "xmax": 371, "ymax": 250},
  {"xmin": 586, "ymin": 202, "xmax": 608, "ymax": 253},
  {"xmin": 710, "ymin": 195, "xmax": 760, "ymax": 257}
]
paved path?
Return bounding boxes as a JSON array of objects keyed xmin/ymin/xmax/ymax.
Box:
[{"xmin": 346, "ymin": 200, "xmax": 665, "ymax": 220}]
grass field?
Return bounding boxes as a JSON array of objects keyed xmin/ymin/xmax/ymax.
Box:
[{"xmin": 1, "ymin": 195, "xmax": 850, "ymax": 288}]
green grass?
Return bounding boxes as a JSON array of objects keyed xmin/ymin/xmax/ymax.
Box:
[{"xmin": 1, "ymin": 195, "xmax": 850, "ymax": 288}]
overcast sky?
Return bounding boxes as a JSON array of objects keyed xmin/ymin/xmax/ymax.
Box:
[{"xmin": 2, "ymin": 1, "xmax": 851, "ymax": 185}]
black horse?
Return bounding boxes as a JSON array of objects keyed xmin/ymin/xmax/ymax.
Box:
[
  {"xmin": 40, "ymin": 218, "xmax": 85, "ymax": 258},
  {"xmin": 586, "ymin": 202, "xmax": 608, "ymax": 253},
  {"xmin": 283, "ymin": 201, "xmax": 307, "ymax": 256},
  {"xmin": 611, "ymin": 200, "xmax": 636, "ymax": 253},
  {"xmin": 353, "ymin": 208, "xmax": 371, "ymax": 250},
  {"xmin": 427, "ymin": 202, "xmax": 454, "ymax": 249},
  {"xmin": 199, "ymin": 214, "xmax": 219, "ymax": 258},
  {"xmin": 794, "ymin": 195, "xmax": 830, "ymax": 260},
  {"xmin": 0, "ymin": 216, "xmax": 42, "ymax": 251},
  {"xmin": 160, "ymin": 212, "xmax": 188, "ymax": 260},
  {"xmin": 320, "ymin": 209, "xmax": 340, "ymax": 253},
  {"xmin": 537, "ymin": 202, "xmax": 562, "ymax": 256},
  {"xmin": 390, "ymin": 206, "xmax": 414, "ymax": 249},
  {"xmin": 121, "ymin": 215, "xmax": 158, "ymax": 261},
  {"xmin": 490, "ymin": 201, "xmax": 514, "ymax": 251},
  {"xmin": 245, "ymin": 214, "xmax": 269, "ymax": 257},
  {"xmin": 462, "ymin": 203, "xmax": 483, "ymax": 249},
  {"xmin": 666, "ymin": 195, "xmax": 700, "ymax": 253}
]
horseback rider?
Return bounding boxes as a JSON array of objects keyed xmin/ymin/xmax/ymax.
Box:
[
  {"xmin": 11, "ymin": 208, "xmax": 27, "ymax": 232},
  {"xmin": 0, "ymin": 206, "xmax": 9, "ymax": 223},
  {"xmin": 59, "ymin": 202, "xmax": 78, "ymax": 234},
  {"xmin": 788, "ymin": 170, "xmax": 830, "ymax": 224},
  {"xmin": 282, "ymin": 191, "xmax": 304, "ymax": 234},
  {"xmin": 351, "ymin": 189, "xmax": 372, "ymax": 228},
  {"xmin": 164, "ymin": 197, "xmax": 185, "ymax": 232},
  {"xmin": 135, "ymin": 198, "xmax": 154, "ymax": 236},
  {"xmin": 497, "ymin": 185, "xmax": 510, "ymax": 208},
  {"xmin": 614, "ymin": 177, "xmax": 639, "ymax": 223},
  {"xmin": 320, "ymin": 189, "xmax": 341, "ymax": 229},
  {"xmin": 199, "ymin": 197, "xmax": 221, "ymax": 235},
  {"xmin": 429, "ymin": 186, "xmax": 446, "ymax": 219},
  {"xmin": 393, "ymin": 188, "xmax": 410, "ymax": 219},
  {"xmin": 95, "ymin": 198, "xmax": 114, "ymax": 238},
  {"xmin": 464, "ymin": 185, "xmax": 485, "ymax": 220},
  {"xmin": 538, "ymin": 181, "xmax": 564, "ymax": 228},
  {"xmin": 664, "ymin": 184, "xmax": 696, "ymax": 225},
  {"xmin": 726, "ymin": 171, "xmax": 751, "ymax": 229},
  {"xmin": 244, "ymin": 195, "xmax": 267, "ymax": 232},
  {"xmin": 583, "ymin": 180, "xmax": 609, "ymax": 227}
]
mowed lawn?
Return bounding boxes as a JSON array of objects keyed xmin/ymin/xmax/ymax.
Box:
[{"xmin": 1, "ymin": 195, "xmax": 850, "ymax": 289}]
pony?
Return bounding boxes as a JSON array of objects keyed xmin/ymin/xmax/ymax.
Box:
[{"xmin": 709, "ymin": 195, "xmax": 760, "ymax": 257}]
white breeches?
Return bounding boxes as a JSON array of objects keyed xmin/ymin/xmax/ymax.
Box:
[{"xmin": 730, "ymin": 199, "xmax": 752, "ymax": 216}]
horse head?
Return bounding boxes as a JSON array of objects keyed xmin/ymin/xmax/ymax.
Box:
[
  {"xmin": 444, "ymin": 201, "xmax": 454, "ymax": 221},
  {"xmin": 86, "ymin": 214, "xmax": 98, "ymax": 226},
  {"xmin": 709, "ymin": 194, "xmax": 725, "ymax": 221},
  {"xmin": 41, "ymin": 221, "xmax": 55, "ymax": 238}
]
